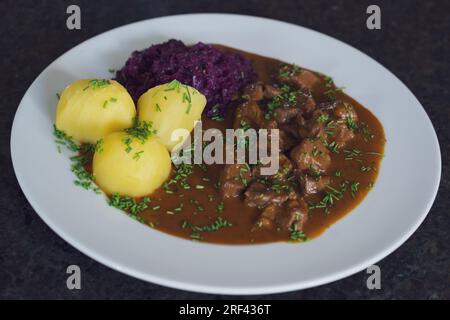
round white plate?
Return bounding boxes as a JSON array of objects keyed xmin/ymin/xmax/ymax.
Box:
[{"xmin": 11, "ymin": 14, "xmax": 441, "ymax": 295}]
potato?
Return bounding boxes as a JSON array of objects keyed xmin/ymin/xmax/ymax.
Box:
[
  {"xmin": 137, "ymin": 80, "xmax": 207, "ymax": 151},
  {"xmin": 93, "ymin": 131, "xmax": 171, "ymax": 197},
  {"xmin": 56, "ymin": 79, "xmax": 136, "ymax": 144}
]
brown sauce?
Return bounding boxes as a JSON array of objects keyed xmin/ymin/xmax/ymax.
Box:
[{"xmin": 91, "ymin": 45, "xmax": 385, "ymax": 244}]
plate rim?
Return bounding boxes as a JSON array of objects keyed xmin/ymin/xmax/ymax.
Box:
[{"xmin": 10, "ymin": 13, "xmax": 442, "ymax": 295}]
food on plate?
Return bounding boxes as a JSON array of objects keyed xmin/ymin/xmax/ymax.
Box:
[
  {"xmin": 92, "ymin": 124, "xmax": 171, "ymax": 197},
  {"xmin": 115, "ymin": 39, "xmax": 254, "ymax": 118},
  {"xmin": 137, "ymin": 80, "xmax": 207, "ymax": 151},
  {"xmin": 55, "ymin": 79, "xmax": 136, "ymax": 144},
  {"xmin": 54, "ymin": 40, "xmax": 385, "ymax": 244}
]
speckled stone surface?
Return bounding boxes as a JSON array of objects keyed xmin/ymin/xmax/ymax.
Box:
[{"xmin": 1, "ymin": 0, "xmax": 448, "ymax": 300}]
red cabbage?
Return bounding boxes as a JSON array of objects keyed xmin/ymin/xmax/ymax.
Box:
[{"xmin": 115, "ymin": 39, "xmax": 255, "ymax": 118}]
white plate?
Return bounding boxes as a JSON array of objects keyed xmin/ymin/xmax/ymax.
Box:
[{"xmin": 11, "ymin": 14, "xmax": 441, "ymax": 295}]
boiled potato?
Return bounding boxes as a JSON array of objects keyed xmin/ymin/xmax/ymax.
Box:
[
  {"xmin": 137, "ymin": 80, "xmax": 207, "ymax": 151},
  {"xmin": 56, "ymin": 79, "xmax": 136, "ymax": 144},
  {"xmin": 93, "ymin": 131, "xmax": 171, "ymax": 197}
]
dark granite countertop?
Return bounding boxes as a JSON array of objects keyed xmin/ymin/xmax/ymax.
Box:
[{"xmin": 1, "ymin": 0, "xmax": 448, "ymax": 299}]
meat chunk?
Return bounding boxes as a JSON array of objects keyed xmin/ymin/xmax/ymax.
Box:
[
  {"xmin": 308, "ymin": 122, "xmax": 327, "ymax": 140},
  {"xmin": 263, "ymin": 127, "xmax": 295, "ymax": 153},
  {"xmin": 329, "ymin": 122, "xmax": 355, "ymax": 148},
  {"xmin": 253, "ymin": 198, "xmax": 309, "ymax": 232},
  {"xmin": 275, "ymin": 199, "xmax": 309, "ymax": 231},
  {"xmin": 252, "ymin": 154, "xmax": 293, "ymax": 181},
  {"xmin": 244, "ymin": 182, "xmax": 294, "ymax": 209},
  {"xmin": 278, "ymin": 108, "xmax": 333, "ymax": 143},
  {"xmin": 234, "ymin": 100, "xmax": 279, "ymax": 131},
  {"xmin": 253, "ymin": 204, "xmax": 282, "ymax": 230},
  {"xmin": 280, "ymin": 68, "xmax": 321, "ymax": 91},
  {"xmin": 264, "ymin": 84, "xmax": 282, "ymax": 98},
  {"xmin": 290, "ymin": 138, "xmax": 331, "ymax": 173},
  {"xmin": 297, "ymin": 90, "xmax": 316, "ymax": 115},
  {"xmin": 265, "ymin": 127, "xmax": 295, "ymax": 153},
  {"xmin": 314, "ymin": 105, "xmax": 355, "ymax": 148},
  {"xmin": 279, "ymin": 123, "xmax": 301, "ymax": 140},
  {"xmin": 260, "ymin": 119, "xmax": 279, "ymax": 130},
  {"xmin": 271, "ymin": 88, "xmax": 316, "ymax": 117},
  {"xmin": 334, "ymin": 101, "xmax": 358, "ymax": 123},
  {"xmin": 294, "ymin": 112, "xmax": 327, "ymax": 140},
  {"xmin": 317, "ymin": 102, "xmax": 336, "ymax": 111},
  {"xmin": 233, "ymin": 101, "xmax": 265, "ymax": 129},
  {"xmin": 276, "ymin": 130, "xmax": 297, "ymax": 152},
  {"xmin": 300, "ymin": 175, "xmax": 331, "ymax": 194},
  {"xmin": 274, "ymin": 107, "xmax": 301, "ymax": 124},
  {"xmin": 220, "ymin": 164, "xmax": 252, "ymax": 199},
  {"xmin": 274, "ymin": 154, "xmax": 294, "ymax": 180},
  {"xmin": 242, "ymin": 83, "xmax": 264, "ymax": 101},
  {"xmin": 294, "ymin": 115, "xmax": 310, "ymax": 139},
  {"xmin": 293, "ymin": 70, "xmax": 321, "ymax": 90},
  {"xmin": 310, "ymin": 109, "xmax": 329, "ymax": 123},
  {"xmin": 305, "ymin": 110, "xmax": 329, "ymax": 140}
]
